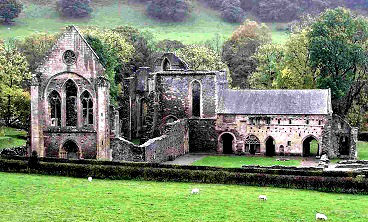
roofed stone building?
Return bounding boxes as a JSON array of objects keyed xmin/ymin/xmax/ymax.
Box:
[{"xmin": 30, "ymin": 26, "xmax": 358, "ymax": 162}]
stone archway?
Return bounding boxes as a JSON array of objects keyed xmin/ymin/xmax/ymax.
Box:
[
  {"xmin": 302, "ymin": 135, "xmax": 319, "ymax": 157},
  {"xmin": 60, "ymin": 140, "xmax": 80, "ymax": 159},
  {"xmin": 218, "ymin": 132, "xmax": 235, "ymax": 154},
  {"xmin": 265, "ymin": 136, "xmax": 276, "ymax": 156}
]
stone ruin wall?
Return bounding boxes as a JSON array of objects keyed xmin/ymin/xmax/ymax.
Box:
[
  {"xmin": 112, "ymin": 119, "xmax": 189, "ymax": 163},
  {"xmin": 216, "ymin": 114, "xmax": 329, "ymax": 155}
]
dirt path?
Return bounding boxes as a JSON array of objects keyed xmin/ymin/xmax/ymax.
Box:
[{"xmin": 163, "ymin": 154, "xmax": 208, "ymax": 165}]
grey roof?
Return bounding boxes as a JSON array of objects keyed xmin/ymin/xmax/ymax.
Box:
[{"xmin": 218, "ymin": 89, "xmax": 332, "ymax": 115}]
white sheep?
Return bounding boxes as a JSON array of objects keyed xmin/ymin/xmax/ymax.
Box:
[
  {"xmin": 316, "ymin": 213, "xmax": 327, "ymax": 220},
  {"xmin": 258, "ymin": 195, "xmax": 267, "ymax": 201},
  {"xmin": 191, "ymin": 188, "xmax": 200, "ymax": 194},
  {"xmin": 88, "ymin": 177, "xmax": 93, "ymax": 182}
]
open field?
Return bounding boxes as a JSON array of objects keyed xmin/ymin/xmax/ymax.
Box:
[
  {"xmin": 0, "ymin": 172, "xmax": 367, "ymax": 222},
  {"xmin": 0, "ymin": 127, "xmax": 26, "ymax": 150},
  {"xmin": 0, "ymin": 0, "xmax": 288, "ymax": 44},
  {"xmin": 358, "ymin": 141, "xmax": 368, "ymax": 160}
]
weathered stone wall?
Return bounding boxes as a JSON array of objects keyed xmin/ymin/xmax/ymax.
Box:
[
  {"xmin": 188, "ymin": 119, "xmax": 217, "ymax": 153},
  {"xmin": 215, "ymin": 114, "xmax": 329, "ymax": 155},
  {"xmin": 112, "ymin": 119, "xmax": 189, "ymax": 163}
]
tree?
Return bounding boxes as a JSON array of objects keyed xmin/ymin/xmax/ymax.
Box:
[
  {"xmin": 15, "ymin": 33, "xmax": 58, "ymax": 73},
  {"xmin": 147, "ymin": 0, "xmax": 192, "ymax": 22},
  {"xmin": 253, "ymin": 0, "xmax": 300, "ymax": 22},
  {"xmin": 221, "ymin": 0, "xmax": 246, "ymax": 23},
  {"xmin": 308, "ymin": 8, "xmax": 368, "ymax": 117},
  {"xmin": 222, "ymin": 20, "xmax": 271, "ymax": 89},
  {"xmin": 0, "ymin": 43, "xmax": 31, "ymax": 128},
  {"xmin": 0, "ymin": 0, "xmax": 22, "ymax": 24},
  {"xmin": 175, "ymin": 44, "xmax": 227, "ymax": 71},
  {"xmin": 57, "ymin": 0, "xmax": 92, "ymax": 18}
]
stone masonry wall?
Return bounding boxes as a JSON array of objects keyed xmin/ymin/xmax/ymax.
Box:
[{"xmin": 188, "ymin": 119, "xmax": 217, "ymax": 153}]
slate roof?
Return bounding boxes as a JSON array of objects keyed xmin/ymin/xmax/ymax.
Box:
[{"xmin": 218, "ymin": 89, "xmax": 332, "ymax": 115}]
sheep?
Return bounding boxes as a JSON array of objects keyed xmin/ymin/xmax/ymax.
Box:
[
  {"xmin": 88, "ymin": 177, "xmax": 93, "ymax": 182},
  {"xmin": 316, "ymin": 213, "xmax": 327, "ymax": 220},
  {"xmin": 258, "ymin": 195, "xmax": 267, "ymax": 201},
  {"xmin": 191, "ymin": 188, "xmax": 200, "ymax": 194}
]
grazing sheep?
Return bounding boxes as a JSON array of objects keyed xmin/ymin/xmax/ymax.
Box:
[
  {"xmin": 316, "ymin": 213, "xmax": 327, "ymax": 220},
  {"xmin": 191, "ymin": 188, "xmax": 200, "ymax": 194},
  {"xmin": 258, "ymin": 195, "xmax": 267, "ymax": 201},
  {"xmin": 88, "ymin": 177, "xmax": 93, "ymax": 182}
]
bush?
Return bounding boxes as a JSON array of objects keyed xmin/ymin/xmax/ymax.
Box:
[
  {"xmin": 220, "ymin": 0, "xmax": 246, "ymax": 23},
  {"xmin": 147, "ymin": 0, "xmax": 192, "ymax": 22},
  {"xmin": 0, "ymin": 0, "xmax": 22, "ymax": 24},
  {"xmin": 57, "ymin": 0, "xmax": 92, "ymax": 18}
]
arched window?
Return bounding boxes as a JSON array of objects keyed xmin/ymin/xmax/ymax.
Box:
[
  {"xmin": 60, "ymin": 140, "xmax": 80, "ymax": 159},
  {"xmin": 49, "ymin": 91, "xmax": 61, "ymax": 127},
  {"xmin": 141, "ymin": 99, "xmax": 148, "ymax": 127},
  {"xmin": 162, "ymin": 58, "xmax": 171, "ymax": 71},
  {"xmin": 191, "ymin": 81, "xmax": 201, "ymax": 117},
  {"xmin": 65, "ymin": 80, "xmax": 78, "ymax": 126},
  {"xmin": 81, "ymin": 91, "xmax": 93, "ymax": 125},
  {"xmin": 245, "ymin": 135, "xmax": 260, "ymax": 155}
]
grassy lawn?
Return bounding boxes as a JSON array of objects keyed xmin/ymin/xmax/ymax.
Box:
[
  {"xmin": 192, "ymin": 156, "xmax": 301, "ymax": 168},
  {"xmin": 0, "ymin": 172, "xmax": 367, "ymax": 222},
  {"xmin": 0, "ymin": 127, "xmax": 27, "ymax": 150},
  {"xmin": 358, "ymin": 141, "xmax": 368, "ymax": 160},
  {"xmin": 0, "ymin": 1, "xmax": 288, "ymax": 44}
]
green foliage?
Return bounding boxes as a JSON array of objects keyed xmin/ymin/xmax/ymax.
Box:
[
  {"xmin": 0, "ymin": 127, "xmax": 26, "ymax": 150},
  {"xmin": 56, "ymin": 0, "xmax": 92, "ymax": 18},
  {"xmin": 0, "ymin": 43, "xmax": 31, "ymax": 128},
  {"xmin": 192, "ymin": 156, "xmax": 301, "ymax": 168},
  {"xmin": 175, "ymin": 44, "xmax": 227, "ymax": 71},
  {"xmin": 222, "ymin": 20, "xmax": 271, "ymax": 89},
  {"xmin": 308, "ymin": 8, "xmax": 368, "ymax": 116},
  {"xmin": 15, "ymin": 33, "xmax": 58, "ymax": 72},
  {"xmin": 156, "ymin": 39, "xmax": 185, "ymax": 52},
  {"xmin": 147, "ymin": 0, "xmax": 193, "ymax": 22},
  {"xmin": 0, "ymin": 0, "xmax": 22, "ymax": 24}
]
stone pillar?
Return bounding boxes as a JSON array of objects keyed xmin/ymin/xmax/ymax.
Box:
[
  {"xmin": 30, "ymin": 75, "xmax": 44, "ymax": 157},
  {"xmin": 96, "ymin": 77, "xmax": 111, "ymax": 160},
  {"xmin": 350, "ymin": 127, "xmax": 358, "ymax": 159}
]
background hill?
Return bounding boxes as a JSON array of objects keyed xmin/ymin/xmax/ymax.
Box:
[{"xmin": 0, "ymin": 0, "xmax": 289, "ymax": 44}]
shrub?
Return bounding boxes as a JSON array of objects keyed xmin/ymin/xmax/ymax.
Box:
[
  {"xmin": 146, "ymin": 0, "xmax": 193, "ymax": 22},
  {"xmin": 0, "ymin": 0, "xmax": 22, "ymax": 24},
  {"xmin": 57, "ymin": 0, "xmax": 92, "ymax": 18},
  {"xmin": 220, "ymin": 0, "xmax": 246, "ymax": 23}
]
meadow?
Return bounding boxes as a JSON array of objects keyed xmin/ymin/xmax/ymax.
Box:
[
  {"xmin": 0, "ymin": 127, "xmax": 26, "ymax": 150},
  {"xmin": 0, "ymin": 0, "xmax": 289, "ymax": 44},
  {"xmin": 0, "ymin": 172, "xmax": 367, "ymax": 222}
]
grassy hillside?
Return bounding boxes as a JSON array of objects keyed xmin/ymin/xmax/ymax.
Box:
[
  {"xmin": 0, "ymin": 0, "xmax": 288, "ymax": 44},
  {"xmin": 0, "ymin": 172, "xmax": 367, "ymax": 222},
  {"xmin": 0, "ymin": 127, "xmax": 27, "ymax": 150}
]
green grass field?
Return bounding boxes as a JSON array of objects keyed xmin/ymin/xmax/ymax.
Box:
[
  {"xmin": 358, "ymin": 141, "xmax": 368, "ymax": 160},
  {"xmin": 0, "ymin": 0, "xmax": 288, "ymax": 44},
  {"xmin": 0, "ymin": 127, "xmax": 27, "ymax": 150},
  {"xmin": 0, "ymin": 172, "xmax": 367, "ymax": 222},
  {"xmin": 192, "ymin": 156, "xmax": 301, "ymax": 168}
]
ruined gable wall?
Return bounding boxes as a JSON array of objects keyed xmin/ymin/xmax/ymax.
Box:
[{"xmin": 216, "ymin": 114, "xmax": 329, "ymax": 155}]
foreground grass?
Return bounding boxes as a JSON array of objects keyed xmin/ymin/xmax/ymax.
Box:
[
  {"xmin": 192, "ymin": 156, "xmax": 301, "ymax": 168},
  {"xmin": 358, "ymin": 141, "xmax": 368, "ymax": 160},
  {"xmin": 0, "ymin": 1, "xmax": 288, "ymax": 44},
  {"xmin": 0, "ymin": 172, "xmax": 367, "ymax": 222},
  {"xmin": 0, "ymin": 127, "xmax": 27, "ymax": 150}
]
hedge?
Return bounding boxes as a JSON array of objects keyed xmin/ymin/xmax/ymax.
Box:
[
  {"xmin": 1, "ymin": 155, "xmax": 366, "ymax": 178},
  {"xmin": 0, "ymin": 158, "xmax": 367, "ymax": 194}
]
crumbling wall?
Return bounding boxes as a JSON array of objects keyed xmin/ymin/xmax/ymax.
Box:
[
  {"xmin": 188, "ymin": 119, "xmax": 217, "ymax": 153},
  {"xmin": 112, "ymin": 119, "xmax": 189, "ymax": 163}
]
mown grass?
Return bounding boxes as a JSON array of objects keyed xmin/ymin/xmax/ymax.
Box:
[
  {"xmin": 192, "ymin": 156, "xmax": 301, "ymax": 168},
  {"xmin": 0, "ymin": 172, "xmax": 367, "ymax": 222},
  {"xmin": 0, "ymin": 127, "xmax": 27, "ymax": 150},
  {"xmin": 0, "ymin": 0, "xmax": 289, "ymax": 44},
  {"xmin": 358, "ymin": 141, "xmax": 368, "ymax": 160}
]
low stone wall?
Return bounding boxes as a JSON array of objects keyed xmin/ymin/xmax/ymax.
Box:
[
  {"xmin": 0, "ymin": 146, "xmax": 27, "ymax": 157},
  {"xmin": 112, "ymin": 119, "xmax": 189, "ymax": 163}
]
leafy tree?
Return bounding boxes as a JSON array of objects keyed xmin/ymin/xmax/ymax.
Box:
[
  {"xmin": 308, "ymin": 8, "xmax": 368, "ymax": 117},
  {"xmin": 147, "ymin": 0, "xmax": 192, "ymax": 22},
  {"xmin": 175, "ymin": 44, "xmax": 227, "ymax": 71},
  {"xmin": 253, "ymin": 0, "xmax": 300, "ymax": 22},
  {"xmin": 15, "ymin": 33, "xmax": 58, "ymax": 73},
  {"xmin": 222, "ymin": 20, "xmax": 271, "ymax": 89},
  {"xmin": 57, "ymin": 0, "xmax": 92, "ymax": 18},
  {"xmin": 0, "ymin": 42, "xmax": 31, "ymax": 128},
  {"xmin": 0, "ymin": 0, "xmax": 22, "ymax": 24},
  {"xmin": 221, "ymin": 0, "xmax": 246, "ymax": 23},
  {"xmin": 156, "ymin": 39, "xmax": 185, "ymax": 52}
]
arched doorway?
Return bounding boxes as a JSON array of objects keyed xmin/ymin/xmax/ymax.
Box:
[
  {"xmin": 61, "ymin": 140, "xmax": 80, "ymax": 159},
  {"xmin": 339, "ymin": 136, "xmax": 350, "ymax": 156},
  {"xmin": 245, "ymin": 135, "xmax": 260, "ymax": 155},
  {"xmin": 162, "ymin": 58, "xmax": 171, "ymax": 71},
  {"xmin": 279, "ymin": 145, "xmax": 285, "ymax": 156},
  {"xmin": 265, "ymin": 137, "xmax": 275, "ymax": 156},
  {"xmin": 303, "ymin": 136, "xmax": 319, "ymax": 157},
  {"xmin": 221, "ymin": 133, "xmax": 234, "ymax": 154}
]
